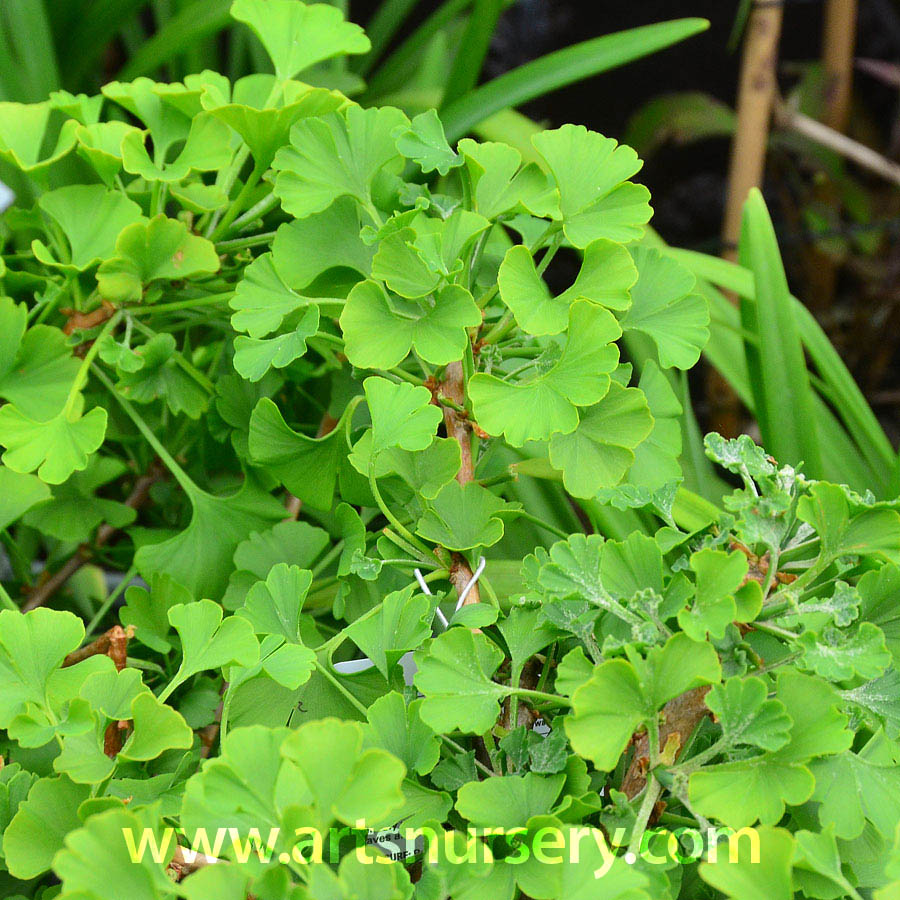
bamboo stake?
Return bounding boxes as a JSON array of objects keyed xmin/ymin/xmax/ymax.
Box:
[
  {"xmin": 822, "ymin": 0, "xmax": 858, "ymax": 132},
  {"xmin": 721, "ymin": 2, "xmax": 784, "ymax": 260}
]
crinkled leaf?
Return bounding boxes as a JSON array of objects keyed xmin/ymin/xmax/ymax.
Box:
[
  {"xmin": 233, "ymin": 305, "xmax": 319, "ymax": 382},
  {"xmin": 394, "ymin": 109, "xmax": 461, "ymax": 176}
]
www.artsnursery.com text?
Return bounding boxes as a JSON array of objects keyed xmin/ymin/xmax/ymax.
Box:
[{"xmin": 123, "ymin": 822, "xmax": 762, "ymax": 878}]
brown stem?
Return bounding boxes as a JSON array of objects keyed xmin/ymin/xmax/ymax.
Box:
[
  {"xmin": 440, "ymin": 360, "xmax": 480, "ymax": 607},
  {"xmin": 721, "ymin": 2, "xmax": 784, "ymax": 260},
  {"xmin": 21, "ymin": 464, "xmax": 163, "ymax": 612},
  {"xmin": 822, "ymin": 0, "xmax": 858, "ymax": 133},
  {"xmin": 621, "ymin": 686, "xmax": 711, "ymax": 799}
]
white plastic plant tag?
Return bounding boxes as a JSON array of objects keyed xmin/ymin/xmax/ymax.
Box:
[
  {"xmin": 532, "ymin": 716, "xmax": 551, "ymax": 737},
  {"xmin": 365, "ymin": 820, "xmax": 423, "ymax": 861}
]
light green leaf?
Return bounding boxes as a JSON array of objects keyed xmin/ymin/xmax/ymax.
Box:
[
  {"xmin": 0, "ymin": 466, "xmax": 50, "ymax": 531},
  {"xmin": 53, "ymin": 807, "xmax": 176, "ymax": 899},
  {"xmin": 0, "ymin": 401, "xmax": 107, "ymax": 486},
  {"xmin": 273, "ymin": 106, "xmax": 408, "ymax": 218},
  {"xmin": 279, "ymin": 717, "xmax": 406, "ymax": 828},
  {"xmin": 416, "ymin": 481, "xmax": 509, "ymax": 551},
  {"xmin": 167, "ymin": 599, "xmax": 259, "ymax": 688},
  {"xmin": 119, "ymin": 692, "xmax": 194, "ymax": 761},
  {"xmin": 456, "ymin": 772, "xmax": 565, "ymax": 829},
  {"xmin": 121, "ymin": 113, "xmax": 232, "ymax": 182},
  {"xmin": 394, "ymin": 109, "xmax": 461, "ymax": 176},
  {"xmin": 699, "ymin": 825, "xmax": 794, "ymax": 900},
  {"xmin": 705, "ymin": 676, "xmax": 793, "ymax": 752},
  {"xmin": 364, "ymin": 693, "xmax": 440, "ymax": 776},
  {"xmin": 498, "ymin": 239, "xmax": 635, "ymax": 336},
  {"xmin": 3, "ymin": 776, "xmax": 90, "ymax": 879},
  {"xmin": 31, "ymin": 186, "xmax": 144, "ymax": 272},
  {"xmin": 799, "ymin": 622, "xmax": 892, "ymax": 681},
  {"xmin": 678, "ymin": 548, "xmax": 747, "ymax": 641},
  {"xmin": 567, "ymin": 633, "xmax": 721, "ymax": 770},
  {"xmin": 469, "ymin": 300, "xmax": 620, "ymax": 446},
  {"xmin": 414, "ymin": 629, "xmax": 508, "ymax": 734},
  {"xmin": 620, "ymin": 246, "xmax": 709, "ymax": 368},
  {"xmin": 343, "ymin": 585, "xmax": 432, "ymax": 678},
  {"xmin": 233, "ymin": 305, "xmax": 319, "ymax": 382},
  {"xmin": 548, "ymin": 382, "xmax": 653, "ymax": 497},
  {"xmin": 0, "ymin": 101, "xmax": 77, "ymax": 173},
  {"xmin": 237, "ymin": 563, "xmax": 312, "ymax": 642},
  {"xmin": 532, "ymin": 124, "xmax": 652, "ymax": 247},
  {"xmin": 626, "ymin": 359, "xmax": 683, "ymax": 488},
  {"xmin": 0, "ymin": 297, "xmax": 81, "ymax": 419},
  {"xmin": 341, "ymin": 282, "xmax": 480, "ymax": 368},
  {"xmin": 97, "ymin": 215, "xmax": 220, "ymax": 303},
  {"xmin": 364, "ymin": 376, "xmax": 442, "ymax": 456},
  {"xmin": 459, "ymin": 138, "xmax": 556, "ymax": 220},
  {"xmin": 75, "ymin": 121, "xmax": 142, "ymax": 185},
  {"xmin": 230, "ymin": 0, "xmax": 370, "ymax": 81}
]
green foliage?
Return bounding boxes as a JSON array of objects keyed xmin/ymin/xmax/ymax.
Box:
[{"xmin": 0, "ymin": 4, "xmax": 895, "ymax": 900}]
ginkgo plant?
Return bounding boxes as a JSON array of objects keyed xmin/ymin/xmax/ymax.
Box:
[{"xmin": 0, "ymin": 2, "xmax": 898, "ymax": 900}]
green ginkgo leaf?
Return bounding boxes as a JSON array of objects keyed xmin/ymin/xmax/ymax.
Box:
[
  {"xmin": 364, "ymin": 376, "xmax": 442, "ymax": 457},
  {"xmin": 469, "ymin": 300, "xmax": 620, "ymax": 446},
  {"xmin": 3, "ymin": 776, "xmax": 89, "ymax": 880},
  {"xmin": 0, "ymin": 608, "xmax": 85, "ymax": 728},
  {"xmin": 620, "ymin": 246, "xmax": 709, "ymax": 369},
  {"xmin": 230, "ymin": 0, "xmax": 370, "ymax": 81},
  {"xmin": 207, "ymin": 76, "xmax": 346, "ymax": 170},
  {"xmin": 459, "ymin": 138, "xmax": 556, "ymax": 220},
  {"xmin": 53, "ymin": 807, "xmax": 176, "ymax": 900},
  {"xmin": 700, "ymin": 826, "xmax": 795, "ymax": 900},
  {"xmin": 0, "ymin": 101, "xmax": 78, "ymax": 173},
  {"xmin": 97, "ymin": 215, "xmax": 220, "ymax": 302},
  {"xmin": 0, "ymin": 401, "xmax": 107, "ymax": 486},
  {"xmin": 364, "ymin": 693, "xmax": 441, "ymax": 776},
  {"xmin": 548, "ymin": 382, "xmax": 653, "ymax": 497},
  {"xmin": 343, "ymin": 586, "xmax": 432, "ymax": 678},
  {"xmin": 341, "ymin": 282, "xmax": 480, "ymax": 368},
  {"xmin": 0, "ymin": 297, "xmax": 81, "ymax": 419},
  {"xmin": 416, "ymin": 480, "xmax": 509, "ymax": 551},
  {"xmin": 798, "ymin": 622, "xmax": 891, "ymax": 681},
  {"xmin": 113, "ymin": 333, "xmax": 209, "ymax": 418},
  {"xmin": 414, "ymin": 628, "xmax": 508, "ymax": 734},
  {"xmin": 498, "ymin": 239, "xmax": 635, "ymax": 336},
  {"xmin": 75, "ymin": 121, "xmax": 142, "ymax": 185},
  {"xmin": 134, "ymin": 477, "xmax": 285, "ymax": 598},
  {"xmin": 566, "ymin": 632, "xmax": 721, "ymax": 770},
  {"xmin": 705, "ymin": 676, "xmax": 793, "ymax": 752},
  {"xmin": 233, "ymin": 305, "xmax": 320, "ymax": 382},
  {"xmin": 248, "ymin": 396, "xmax": 352, "ymax": 510},
  {"xmin": 678, "ymin": 548, "xmax": 747, "ymax": 641},
  {"xmin": 371, "ymin": 228, "xmax": 442, "ymax": 299},
  {"xmin": 394, "ymin": 109, "xmax": 462, "ymax": 176},
  {"xmin": 273, "ymin": 105, "xmax": 408, "ymax": 218},
  {"xmin": 121, "ymin": 112, "xmax": 232, "ymax": 182},
  {"xmin": 101, "ymin": 78, "xmax": 194, "ymax": 159},
  {"xmin": 0, "ymin": 466, "xmax": 50, "ymax": 531},
  {"xmin": 118, "ymin": 691, "xmax": 194, "ymax": 761},
  {"xmin": 532, "ymin": 124, "xmax": 652, "ymax": 247},
  {"xmin": 237, "ymin": 562, "xmax": 312, "ymax": 643},
  {"xmin": 626, "ymin": 360, "xmax": 683, "ymax": 489},
  {"xmin": 167, "ymin": 599, "xmax": 259, "ymax": 692},
  {"xmin": 31, "ymin": 186, "xmax": 144, "ymax": 272}
]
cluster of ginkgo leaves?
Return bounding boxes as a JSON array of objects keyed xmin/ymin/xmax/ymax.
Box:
[{"xmin": 0, "ymin": 1, "xmax": 898, "ymax": 899}]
